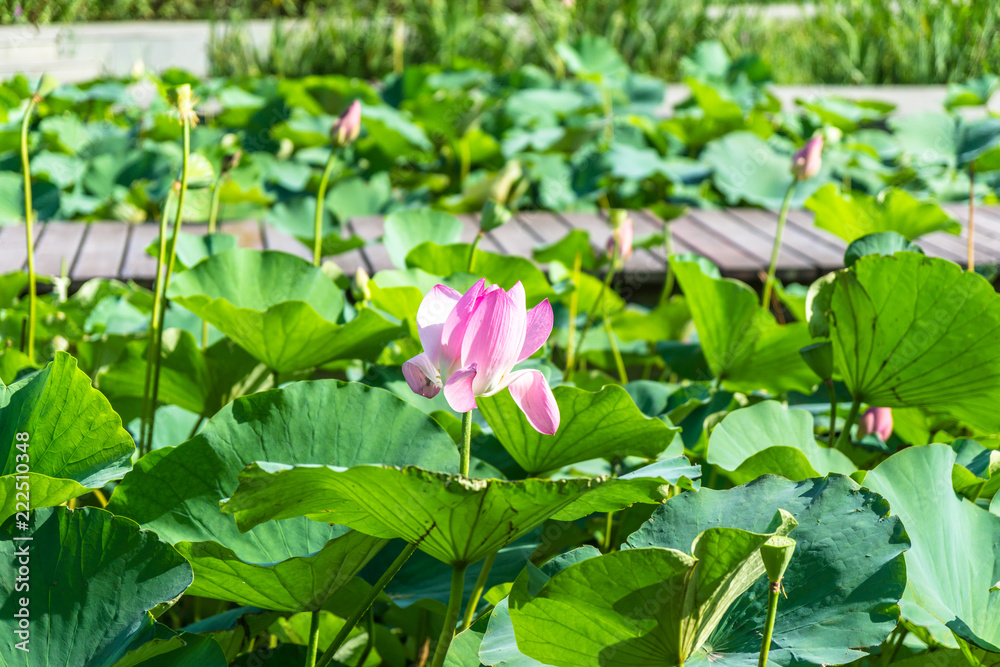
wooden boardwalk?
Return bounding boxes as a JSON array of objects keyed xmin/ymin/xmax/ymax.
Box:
[{"xmin": 2, "ymin": 205, "xmax": 999, "ymax": 289}]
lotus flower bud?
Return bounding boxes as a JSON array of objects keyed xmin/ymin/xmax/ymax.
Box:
[
  {"xmin": 34, "ymin": 74, "xmax": 59, "ymax": 100},
  {"xmin": 331, "ymin": 100, "xmax": 362, "ymax": 147},
  {"xmin": 791, "ymin": 135, "xmax": 823, "ymax": 181},
  {"xmin": 857, "ymin": 407, "xmax": 893, "ymax": 441},
  {"xmin": 608, "ymin": 209, "xmax": 633, "ymax": 265},
  {"xmin": 354, "ymin": 267, "xmax": 371, "ymax": 302}
]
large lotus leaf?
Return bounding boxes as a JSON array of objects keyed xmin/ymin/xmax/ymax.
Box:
[
  {"xmin": 702, "ymin": 132, "xmax": 828, "ymax": 209},
  {"xmin": 108, "ymin": 380, "xmax": 457, "ymax": 608},
  {"xmin": 620, "ymin": 474, "xmax": 907, "ymax": 665},
  {"xmin": 0, "ymin": 351, "xmax": 133, "ymax": 522},
  {"xmin": 223, "ymin": 463, "xmax": 608, "ymax": 566},
  {"xmin": 480, "ymin": 547, "xmax": 602, "ymax": 667},
  {"xmin": 478, "ymin": 385, "xmax": 680, "ymax": 475},
  {"xmin": 550, "ymin": 457, "xmax": 702, "ymax": 521},
  {"xmin": 0, "ymin": 507, "xmax": 193, "ymax": 667},
  {"xmin": 383, "ymin": 209, "xmax": 463, "ymax": 269},
  {"xmin": 826, "ymin": 253, "xmax": 1000, "ymax": 433},
  {"xmin": 708, "ymin": 401, "xmax": 854, "ymax": 484},
  {"xmin": 174, "ymin": 530, "xmax": 388, "ymax": 612},
  {"xmin": 507, "ymin": 511, "xmax": 797, "ymax": 666},
  {"xmin": 843, "ymin": 231, "xmax": 924, "ymax": 267},
  {"xmin": 168, "ymin": 248, "xmax": 401, "ymax": 372},
  {"xmin": 863, "ymin": 444, "xmax": 1000, "ymax": 651},
  {"xmin": 672, "ymin": 258, "xmax": 817, "ymax": 395},
  {"xmin": 406, "ymin": 242, "xmax": 555, "ymax": 307},
  {"xmin": 806, "ymin": 184, "xmax": 961, "ymax": 243},
  {"xmin": 99, "ymin": 329, "xmax": 268, "ymax": 419}
]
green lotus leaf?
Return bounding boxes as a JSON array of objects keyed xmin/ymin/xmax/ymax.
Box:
[
  {"xmin": 480, "ymin": 547, "xmax": 602, "ymax": 667},
  {"xmin": 406, "ymin": 242, "xmax": 555, "ymax": 307},
  {"xmin": 549, "ymin": 457, "xmax": 702, "ymax": 522},
  {"xmin": 98, "ymin": 328, "xmax": 269, "ymax": 419},
  {"xmin": 708, "ymin": 401, "xmax": 854, "ymax": 484},
  {"xmin": 167, "ymin": 248, "xmax": 402, "ymax": 372},
  {"xmin": 950, "ymin": 438, "xmax": 1000, "ymax": 501},
  {"xmin": 109, "ymin": 380, "xmax": 457, "ymax": 609},
  {"xmin": 478, "ymin": 384, "xmax": 680, "ymax": 475},
  {"xmin": 179, "ymin": 606, "xmax": 280, "ymax": 663},
  {"xmin": 863, "ymin": 444, "xmax": 1000, "ymax": 651},
  {"xmin": 672, "ymin": 257, "xmax": 818, "ymax": 395},
  {"xmin": 222, "ymin": 463, "xmax": 607, "ymax": 566},
  {"xmin": 174, "ymin": 530, "xmax": 388, "ymax": 612},
  {"xmin": 383, "ymin": 209, "xmax": 464, "ymax": 269},
  {"xmin": 144, "ymin": 231, "xmax": 238, "ymax": 273},
  {"xmin": 843, "ymin": 231, "xmax": 924, "ymax": 267},
  {"xmin": 826, "ymin": 252, "xmax": 1000, "ymax": 433},
  {"xmin": 507, "ymin": 509, "xmax": 797, "ymax": 666},
  {"xmin": 0, "ymin": 507, "xmax": 193, "ymax": 667},
  {"xmin": 806, "ymin": 184, "xmax": 961, "ymax": 243},
  {"xmin": 0, "ymin": 351, "xmax": 134, "ymax": 522}
]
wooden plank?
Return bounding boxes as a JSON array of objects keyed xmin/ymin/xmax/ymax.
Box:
[
  {"xmin": 261, "ymin": 223, "xmax": 311, "ymax": 261},
  {"xmin": 937, "ymin": 205, "xmax": 1000, "ymax": 258},
  {"xmin": 669, "ymin": 213, "xmax": 762, "ymax": 274},
  {"xmin": 481, "ymin": 215, "xmax": 539, "ymax": 260},
  {"xmin": 631, "ymin": 209, "xmax": 700, "ymax": 257},
  {"xmin": 455, "ymin": 214, "xmax": 504, "ymax": 254},
  {"xmin": 73, "ymin": 222, "xmax": 131, "ymax": 281},
  {"xmin": 220, "ymin": 220, "xmax": 264, "ymax": 250},
  {"xmin": 727, "ymin": 208, "xmax": 840, "ymax": 270},
  {"xmin": 516, "ymin": 211, "xmax": 576, "ymax": 245},
  {"xmin": 33, "ymin": 221, "xmax": 87, "ymax": 277},
  {"xmin": 688, "ymin": 209, "xmax": 813, "ymax": 271},
  {"xmin": 0, "ymin": 223, "xmax": 44, "ymax": 274},
  {"xmin": 784, "ymin": 210, "xmax": 848, "ymax": 257},
  {"xmin": 120, "ymin": 223, "xmax": 160, "ymax": 281},
  {"xmin": 347, "ymin": 215, "xmax": 388, "ymax": 274}
]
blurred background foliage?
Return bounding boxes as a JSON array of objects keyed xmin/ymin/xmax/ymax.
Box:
[{"xmin": 4, "ymin": 0, "xmax": 999, "ymax": 85}]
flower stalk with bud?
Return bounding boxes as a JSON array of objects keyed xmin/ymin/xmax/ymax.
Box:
[
  {"xmin": 314, "ymin": 100, "xmax": 361, "ymax": 266},
  {"xmin": 18, "ymin": 76, "xmax": 55, "ymax": 363},
  {"xmin": 140, "ymin": 83, "xmax": 197, "ymax": 454},
  {"xmin": 762, "ymin": 135, "xmax": 824, "ymax": 310}
]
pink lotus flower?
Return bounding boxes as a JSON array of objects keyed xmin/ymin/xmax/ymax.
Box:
[
  {"xmin": 791, "ymin": 135, "xmax": 823, "ymax": 181},
  {"xmin": 403, "ymin": 279, "xmax": 559, "ymax": 435},
  {"xmin": 331, "ymin": 100, "xmax": 362, "ymax": 147},
  {"xmin": 857, "ymin": 407, "xmax": 892, "ymax": 441}
]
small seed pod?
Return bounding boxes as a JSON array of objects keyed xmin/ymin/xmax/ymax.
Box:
[{"xmin": 760, "ymin": 535, "xmax": 796, "ymax": 584}]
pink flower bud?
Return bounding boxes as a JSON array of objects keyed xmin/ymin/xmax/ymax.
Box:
[
  {"xmin": 791, "ymin": 135, "xmax": 823, "ymax": 181},
  {"xmin": 331, "ymin": 100, "xmax": 362, "ymax": 147},
  {"xmin": 607, "ymin": 214, "xmax": 633, "ymax": 264},
  {"xmin": 857, "ymin": 407, "xmax": 892, "ymax": 441}
]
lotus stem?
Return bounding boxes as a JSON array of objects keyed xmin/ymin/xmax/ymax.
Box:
[
  {"xmin": 467, "ymin": 233, "xmax": 482, "ymax": 272},
  {"xmin": 461, "ymin": 552, "xmax": 497, "ymax": 630},
  {"xmin": 836, "ymin": 395, "xmax": 863, "ymax": 451},
  {"xmin": 356, "ymin": 609, "xmax": 375, "ymax": 667},
  {"xmin": 430, "ymin": 564, "xmax": 467, "ymax": 667},
  {"xmin": 317, "ymin": 541, "xmax": 420, "ymax": 667},
  {"xmin": 757, "ymin": 581, "xmax": 780, "ymax": 667},
  {"xmin": 19, "ymin": 94, "xmax": 39, "ymax": 364},
  {"xmin": 314, "ymin": 152, "xmax": 338, "ymax": 266},
  {"xmin": 570, "ymin": 262, "xmax": 615, "ymax": 380},
  {"xmin": 146, "ymin": 117, "xmax": 192, "ymax": 451},
  {"xmin": 305, "ymin": 609, "xmax": 322, "ymax": 667},
  {"xmin": 660, "ymin": 225, "xmax": 675, "ymax": 304},
  {"xmin": 563, "ymin": 252, "xmax": 583, "ymax": 377},
  {"xmin": 762, "ymin": 182, "xmax": 796, "ymax": 309},
  {"xmin": 968, "ymin": 164, "xmax": 975, "ymax": 272},
  {"xmin": 460, "ymin": 411, "xmax": 473, "ymax": 477},
  {"xmin": 603, "ymin": 297, "xmax": 627, "ymax": 384},
  {"xmin": 602, "ymin": 511, "xmax": 615, "ymax": 552},
  {"xmin": 139, "ymin": 192, "xmax": 174, "ymax": 455},
  {"xmin": 824, "ymin": 379, "xmax": 838, "ymax": 448}
]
